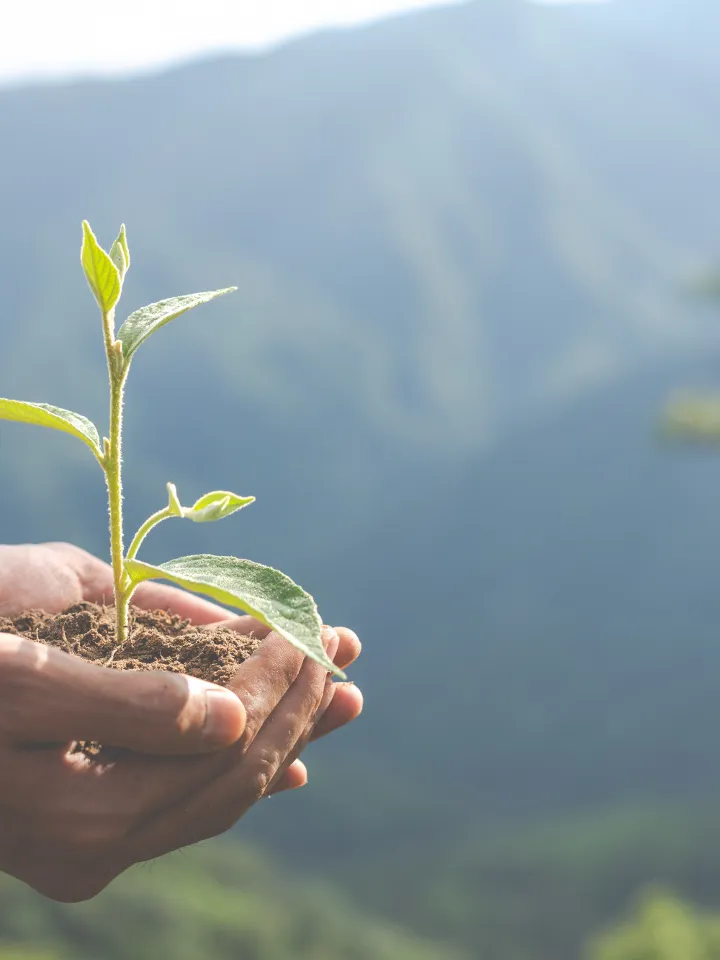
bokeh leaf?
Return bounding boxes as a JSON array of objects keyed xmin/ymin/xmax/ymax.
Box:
[
  {"xmin": 117, "ymin": 288, "xmax": 236, "ymax": 363},
  {"xmin": 662, "ymin": 395, "xmax": 720, "ymax": 441},
  {"xmin": 0, "ymin": 399, "xmax": 102, "ymax": 460},
  {"xmin": 81, "ymin": 221, "xmax": 121, "ymax": 313},
  {"xmin": 125, "ymin": 554, "xmax": 342, "ymax": 676}
]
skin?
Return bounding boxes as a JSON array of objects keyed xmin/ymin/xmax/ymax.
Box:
[{"xmin": 0, "ymin": 542, "xmax": 362, "ymax": 903}]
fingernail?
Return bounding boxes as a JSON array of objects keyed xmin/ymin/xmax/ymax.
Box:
[
  {"xmin": 322, "ymin": 627, "xmax": 340, "ymax": 660},
  {"xmin": 203, "ymin": 688, "xmax": 245, "ymax": 746}
]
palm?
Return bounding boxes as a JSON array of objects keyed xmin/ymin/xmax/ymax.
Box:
[
  {"xmin": 0, "ymin": 541, "xmax": 362, "ymax": 740},
  {"xmin": 0, "ymin": 541, "xmax": 362, "ymax": 902}
]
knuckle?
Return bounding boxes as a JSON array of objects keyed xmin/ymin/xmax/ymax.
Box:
[
  {"xmin": 305, "ymin": 681, "xmax": 326, "ymax": 717},
  {"xmin": 247, "ymin": 751, "xmax": 278, "ymax": 799}
]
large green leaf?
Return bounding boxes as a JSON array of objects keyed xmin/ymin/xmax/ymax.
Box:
[
  {"xmin": 80, "ymin": 221, "xmax": 121, "ymax": 314},
  {"xmin": 166, "ymin": 483, "xmax": 255, "ymax": 522},
  {"xmin": 0, "ymin": 399, "xmax": 103, "ymax": 461},
  {"xmin": 125, "ymin": 555, "xmax": 343, "ymax": 677},
  {"xmin": 116, "ymin": 288, "xmax": 236, "ymax": 363}
]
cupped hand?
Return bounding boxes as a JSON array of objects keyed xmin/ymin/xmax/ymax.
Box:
[{"xmin": 0, "ymin": 543, "xmax": 362, "ymax": 901}]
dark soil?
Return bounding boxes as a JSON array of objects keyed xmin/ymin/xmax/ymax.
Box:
[{"xmin": 0, "ymin": 602, "xmax": 261, "ymax": 686}]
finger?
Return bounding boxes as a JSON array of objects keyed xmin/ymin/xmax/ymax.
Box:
[
  {"xmin": 130, "ymin": 581, "xmax": 238, "ymax": 624},
  {"xmin": 225, "ymin": 629, "xmax": 315, "ymax": 747},
  {"xmin": 43, "ymin": 542, "xmax": 114, "ymax": 603},
  {"xmin": 310, "ymin": 683, "xmax": 364, "ymax": 741},
  {"xmin": 128, "ymin": 633, "xmax": 339, "ymax": 860},
  {"xmin": 333, "ymin": 627, "xmax": 361, "ymax": 671},
  {"xmin": 267, "ymin": 760, "xmax": 308, "ymax": 795},
  {"xmin": 0, "ymin": 544, "xmax": 90, "ymax": 617},
  {"xmin": 200, "ymin": 614, "xmax": 272, "ymax": 639},
  {"xmin": 263, "ymin": 670, "xmax": 337, "ymax": 796},
  {"xmin": 233, "ymin": 630, "xmax": 339, "ymax": 789},
  {"xmin": 0, "ymin": 635, "xmax": 246, "ymax": 753},
  {"xmin": 263, "ymin": 671, "xmax": 363, "ymax": 794},
  {"xmin": 117, "ymin": 667, "xmax": 340, "ymax": 827},
  {"xmin": 203, "ymin": 618, "xmax": 353, "ymax": 662},
  {"xmin": 34, "ymin": 628, "xmax": 337, "ymax": 830}
]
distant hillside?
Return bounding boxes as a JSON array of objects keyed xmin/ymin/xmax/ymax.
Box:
[
  {"xmin": 329, "ymin": 349, "xmax": 720, "ymax": 815},
  {"xmin": 1, "ymin": 0, "xmax": 719, "ymax": 506},
  {"xmin": 3, "ymin": 3, "xmax": 720, "ymax": 958},
  {"xmin": 0, "ymin": 840, "xmax": 466, "ymax": 960},
  {"xmin": 1, "ymin": 0, "xmax": 719, "ymax": 643}
]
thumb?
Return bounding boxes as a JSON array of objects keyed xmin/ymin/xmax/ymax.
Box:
[{"xmin": 0, "ymin": 634, "xmax": 246, "ymax": 754}]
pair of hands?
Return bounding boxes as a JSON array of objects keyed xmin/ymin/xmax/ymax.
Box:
[{"xmin": 0, "ymin": 543, "xmax": 362, "ymax": 902}]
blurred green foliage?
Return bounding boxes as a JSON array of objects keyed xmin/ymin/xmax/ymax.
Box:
[
  {"xmin": 0, "ymin": 841, "xmax": 465, "ymax": 960},
  {"xmin": 9, "ymin": 803, "xmax": 720, "ymax": 960},
  {"xmin": 332, "ymin": 802, "xmax": 720, "ymax": 960},
  {"xmin": 662, "ymin": 395, "xmax": 720, "ymax": 440},
  {"xmin": 588, "ymin": 892, "xmax": 720, "ymax": 960},
  {"xmin": 0, "ymin": 950, "xmax": 60, "ymax": 960}
]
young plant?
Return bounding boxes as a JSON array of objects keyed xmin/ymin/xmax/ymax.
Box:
[{"xmin": 0, "ymin": 222, "xmax": 343, "ymax": 677}]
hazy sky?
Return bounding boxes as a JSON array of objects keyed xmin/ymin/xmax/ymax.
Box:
[{"xmin": 0, "ymin": 0, "xmax": 604, "ymax": 86}]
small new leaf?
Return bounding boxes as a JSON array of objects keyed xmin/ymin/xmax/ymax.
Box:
[
  {"xmin": 166, "ymin": 482, "xmax": 183, "ymax": 516},
  {"xmin": 166, "ymin": 483, "xmax": 254, "ymax": 521},
  {"xmin": 81, "ymin": 221, "xmax": 122, "ymax": 314},
  {"xmin": 116, "ymin": 288, "xmax": 236, "ymax": 364},
  {"xmin": 125, "ymin": 555, "xmax": 343, "ymax": 677},
  {"xmin": 187, "ymin": 490, "xmax": 255, "ymax": 522},
  {"xmin": 0, "ymin": 399, "xmax": 102, "ymax": 461},
  {"xmin": 109, "ymin": 224, "xmax": 130, "ymax": 283}
]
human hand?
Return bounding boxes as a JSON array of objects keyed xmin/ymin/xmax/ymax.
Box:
[{"xmin": 0, "ymin": 543, "xmax": 362, "ymax": 901}]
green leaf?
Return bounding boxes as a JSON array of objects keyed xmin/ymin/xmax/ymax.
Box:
[
  {"xmin": 109, "ymin": 224, "xmax": 130, "ymax": 282},
  {"xmin": 188, "ymin": 491, "xmax": 255, "ymax": 522},
  {"xmin": 80, "ymin": 221, "xmax": 122, "ymax": 314},
  {"xmin": 0, "ymin": 399, "xmax": 102, "ymax": 460},
  {"xmin": 116, "ymin": 288, "xmax": 236, "ymax": 363},
  {"xmin": 166, "ymin": 483, "xmax": 255, "ymax": 522},
  {"xmin": 125, "ymin": 555, "xmax": 343, "ymax": 677}
]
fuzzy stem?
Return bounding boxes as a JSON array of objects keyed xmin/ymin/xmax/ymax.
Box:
[
  {"xmin": 103, "ymin": 313, "xmax": 130, "ymax": 645},
  {"xmin": 126, "ymin": 506, "xmax": 173, "ymax": 563}
]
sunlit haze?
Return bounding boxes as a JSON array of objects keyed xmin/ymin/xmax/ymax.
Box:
[
  {"xmin": 1, "ymin": 0, "xmax": 606, "ymax": 86},
  {"xmin": 1, "ymin": 0, "xmax": 466, "ymax": 85}
]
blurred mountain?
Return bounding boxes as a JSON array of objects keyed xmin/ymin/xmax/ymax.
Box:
[
  {"xmin": 1, "ymin": 0, "xmax": 719, "ymax": 516},
  {"xmin": 331, "ymin": 351, "xmax": 720, "ymax": 817},
  {"xmin": 2, "ymin": 0, "xmax": 720, "ymax": 957}
]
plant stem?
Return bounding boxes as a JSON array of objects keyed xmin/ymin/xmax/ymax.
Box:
[
  {"xmin": 102, "ymin": 310, "xmax": 130, "ymax": 645},
  {"xmin": 126, "ymin": 506, "xmax": 173, "ymax": 562}
]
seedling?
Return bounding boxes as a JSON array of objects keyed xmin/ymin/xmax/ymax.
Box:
[{"xmin": 0, "ymin": 222, "xmax": 343, "ymax": 677}]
